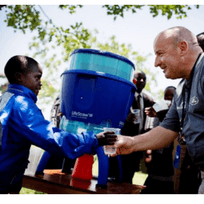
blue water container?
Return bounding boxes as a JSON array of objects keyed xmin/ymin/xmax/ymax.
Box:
[
  {"xmin": 66, "ymin": 49, "xmax": 135, "ymax": 82},
  {"xmin": 60, "ymin": 70, "xmax": 136, "ymax": 129},
  {"xmin": 61, "ymin": 49, "xmax": 136, "ymax": 130},
  {"xmin": 59, "ymin": 49, "xmax": 136, "ymax": 186}
]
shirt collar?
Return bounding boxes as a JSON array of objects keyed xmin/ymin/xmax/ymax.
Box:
[
  {"xmin": 185, "ymin": 53, "xmax": 202, "ymax": 90},
  {"xmin": 135, "ymin": 92, "xmax": 143, "ymax": 98},
  {"xmin": 7, "ymin": 84, "xmax": 37, "ymax": 103}
]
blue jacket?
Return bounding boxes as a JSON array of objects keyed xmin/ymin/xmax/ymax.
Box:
[{"xmin": 0, "ymin": 84, "xmax": 98, "ymax": 191}]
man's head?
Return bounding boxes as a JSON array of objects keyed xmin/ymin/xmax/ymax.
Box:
[
  {"xmin": 197, "ymin": 32, "xmax": 204, "ymax": 51},
  {"xmin": 154, "ymin": 26, "xmax": 202, "ymax": 80},
  {"xmin": 133, "ymin": 71, "xmax": 146, "ymax": 93},
  {"xmin": 4, "ymin": 55, "xmax": 42, "ymax": 96},
  {"xmin": 164, "ymin": 86, "xmax": 176, "ymax": 102}
]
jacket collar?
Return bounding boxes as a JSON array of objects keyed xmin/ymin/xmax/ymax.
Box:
[{"xmin": 7, "ymin": 84, "xmax": 37, "ymax": 103}]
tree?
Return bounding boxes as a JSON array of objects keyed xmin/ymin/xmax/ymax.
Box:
[
  {"xmin": 1, "ymin": 5, "xmax": 200, "ymax": 45},
  {"xmin": 1, "ymin": 5, "xmax": 198, "ymax": 105},
  {"xmin": 103, "ymin": 5, "xmax": 199, "ymax": 20}
]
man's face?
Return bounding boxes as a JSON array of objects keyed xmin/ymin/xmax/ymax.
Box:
[
  {"xmin": 133, "ymin": 72, "xmax": 146, "ymax": 93},
  {"xmin": 20, "ymin": 65, "xmax": 42, "ymax": 96},
  {"xmin": 154, "ymin": 34, "xmax": 182, "ymax": 79}
]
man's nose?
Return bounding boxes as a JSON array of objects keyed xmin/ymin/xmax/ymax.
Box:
[{"xmin": 154, "ymin": 56, "xmax": 160, "ymax": 67}]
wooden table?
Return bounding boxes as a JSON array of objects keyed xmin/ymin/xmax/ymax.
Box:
[{"xmin": 23, "ymin": 169, "xmax": 145, "ymax": 194}]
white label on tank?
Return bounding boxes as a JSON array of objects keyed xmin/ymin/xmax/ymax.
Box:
[{"xmin": 71, "ymin": 111, "xmax": 93, "ymax": 119}]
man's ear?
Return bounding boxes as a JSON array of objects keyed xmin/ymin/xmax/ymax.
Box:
[
  {"xmin": 14, "ymin": 72, "xmax": 22, "ymax": 84},
  {"xmin": 178, "ymin": 41, "xmax": 188, "ymax": 56},
  {"xmin": 133, "ymin": 78, "xmax": 137, "ymax": 85}
]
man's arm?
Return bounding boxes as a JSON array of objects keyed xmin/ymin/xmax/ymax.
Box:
[{"xmin": 114, "ymin": 126, "xmax": 179, "ymax": 155}]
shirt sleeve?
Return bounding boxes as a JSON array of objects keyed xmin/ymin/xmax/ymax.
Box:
[
  {"xmin": 159, "ymin": 97, "xmax": 180, "ymax": 133},
  {"xmin": 11, "ymin": 97, "xmax": 99, "ymax": 159}
]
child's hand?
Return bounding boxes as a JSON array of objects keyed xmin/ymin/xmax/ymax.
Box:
[{"xmin": 96, "ymin": 131, "xmax": 117, "ymax": 146}]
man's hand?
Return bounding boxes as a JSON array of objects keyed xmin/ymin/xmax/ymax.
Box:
[
  {"xmin": 126, "ymin": 113, "xmax": 137, "ymax": 123},
  {"xmin": 145, "ymin": 107, "xmax": 157, "ymax": 117},
  {"xmin": 110, "ymin": 135, "xmax": 135, "ymax": 156},
  {"xmin": 96, "ymin": 131, "xmax": 117, "ymax": 146}
]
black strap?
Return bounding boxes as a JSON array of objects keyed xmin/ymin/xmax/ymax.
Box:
[{"xmin": 137, "ymin": 94, "xmax": 141, "ymax": 109}]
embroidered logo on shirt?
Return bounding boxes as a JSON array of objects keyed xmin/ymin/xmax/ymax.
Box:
[{"xmin": 190, "ymin": 96, "xmax": 199, "ymax": 106}]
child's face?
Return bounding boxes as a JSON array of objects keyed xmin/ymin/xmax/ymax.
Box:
[{"xmin": 20, "ymin": 64, "xmax": 42, "ymax": 96}]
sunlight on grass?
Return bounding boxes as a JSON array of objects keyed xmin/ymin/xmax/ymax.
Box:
[
  {"xmin": 133, "ymin": 172, "xmax": 148, "ymax": 185},
  {"xmin": 92, "ymin": 155, "xmax": 148, "ymax": 185},
  {"xmin": 20, "ymin": 188, "xmax": 44, "ymax": 194}
]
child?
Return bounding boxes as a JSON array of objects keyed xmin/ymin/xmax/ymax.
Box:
[{"xmin": 0, "ymin": 55, "xmax": 116, "ymax": 194}]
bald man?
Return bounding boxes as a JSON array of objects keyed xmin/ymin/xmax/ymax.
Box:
[{"xmin": 113, "ymin": 26, "xmax": 204, "ymax": 193}]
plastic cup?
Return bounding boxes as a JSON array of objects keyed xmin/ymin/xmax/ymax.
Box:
[
  {"xmin": 153, "ymin": 100, "xmax": 171, "ymax": 112},
  {"xmin": 132, "ymin": 109, "xmax": 141, "ymax": 124},
  {"xmin": 103, "ymin": 127, "xmax": 120, "ymax": 155}
]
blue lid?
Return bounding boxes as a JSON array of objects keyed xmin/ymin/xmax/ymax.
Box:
[
  {"xmin": 70, "ymin": 49, "xmax": 135, "ymax": 69},
  {"xmin": 61, "ymin": 69, "xmax": 137, "ymax": 90}
]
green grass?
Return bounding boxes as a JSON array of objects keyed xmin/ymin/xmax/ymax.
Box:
[
  {"xmin": 20, "ymin": 155, "xmax": 148, "ymax": 194},
  {"xmin": 133, "ymin": 171, "xmax": 148, "ymax": 185},
  {"xmin": 20, "ymin": 188, "xmax": 45, "ymax": 194}
]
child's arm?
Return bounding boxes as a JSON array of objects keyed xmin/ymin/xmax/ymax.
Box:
[{"xmin": 12, "ymin": 98, "xmax": 114, "ymax": 159}]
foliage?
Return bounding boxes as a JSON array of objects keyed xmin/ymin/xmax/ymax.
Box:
[
  {"xmin": 3, "ymin": 5, "xmax": 89, "ymax": 46},
  {"xmin": 59, "ymin": 5, "xmax": 83, "ymax": 13},
  {"xmin": 1, "ymin": 5, "xmax": 200, "ymax": 41},
  {"xmin": 103, "ymin": 5, "xmax": 199, "ymax": 20},
  {"xmin": 103, "ymin": 5, "xmax": 143, "ymax": 20},
  {"xmin": 4, "ymin": 5, "xmax": 41, "ymax": 33},
  {"xmin": 1, "ymin": 4, "xmax": 199, "ymax": 103},
  {"xmin": 0, "ymin": 74, "xmax": 8, "ymax": 95}
]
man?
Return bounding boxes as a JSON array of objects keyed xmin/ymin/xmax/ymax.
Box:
[
  {"xmin": 173, "ymin": 32, "xmax": 204, "ymax": 194},
  {"xmin": 122, "ymin": 71, "xmax": 155, "ymax": 135},
  {"xmin": 113, "ymin": 26, "xmax": 204, "ymax": 193},
  {"xmin": 118, "ymin": 71, "xmax": 154, "ymax": 183}
]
